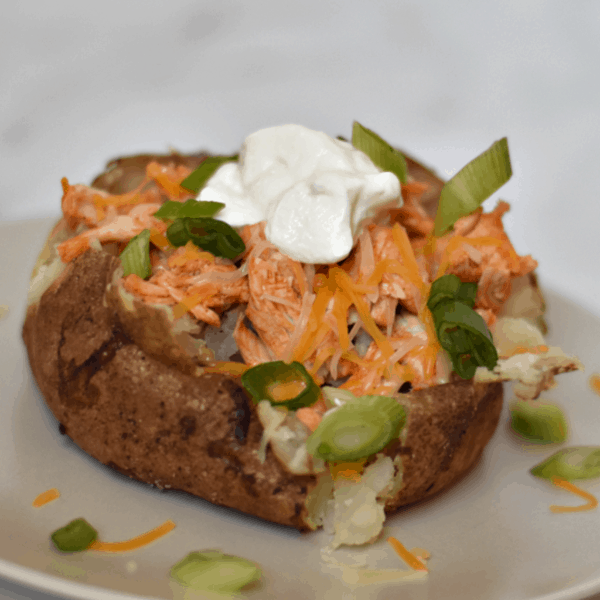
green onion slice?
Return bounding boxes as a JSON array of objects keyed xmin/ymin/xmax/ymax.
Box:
[
  {"xmin": 180, "ymin": 155, "xmax": 239, "ymax": 195},
  {"xmin": 153, "ymin": 198, "xmax": 225, "ymax": 222},
  {"xmin": 120, "ymin": 228, "xmax": 151, "ymax": 279},
  {"xmin": 351, "ymin": 121, "xmax": 407, "ymax": 184},
  {"xmin": 530, "ymin": 447, "xmax": 600, "ymax": 481},
  {"xmin": 510, "ymin": 400, "xmax": 568, "ymax": 444},
  {"xmin": 432, "ymin": 301, "xmax": 498, "ymax": 379},
  {"xmin": 171, "ymin": 550, "xmax": 261, "ymax": 593},
  {"xmin": 166, "ymin": 217, "xmax": 245, "ymax": 260},
  {"xmin": 427, "ymin": 275, "xmax": 498, "ymax": 379},
  {"xmin": 306, "ymin": 395, "xmax": 406, "ymax": 462},
  {"xmin": 241, "ymin": 361, "xmax": 320, "ymax": 410},
  {"xmin": 51, "ymin": 518, "xmax": 98, "ymax": 553},
  {"xmin": 427, "ymin": 274, "xmax": 477, "ymax": 311},
  {"xmin": 433, "ymin": 137, "xmax": 512, "ymax": 237}
]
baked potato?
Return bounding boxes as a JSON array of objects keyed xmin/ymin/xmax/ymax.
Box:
[{"xmin": 22, "ymin": 130, "xmax": 577, "ymax": 541}]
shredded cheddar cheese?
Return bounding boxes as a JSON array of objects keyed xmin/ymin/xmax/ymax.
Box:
[
  {"xmin": 332, "ymin": 267, "xmax": 395, "ymax": 360},
  {"xmin": 89, "ymin": 519, "xmax": 176, "ymax": 553},
  {"xmin": 366, "ymin": 258, "xmax": 418, "ymax": 289},
  {"xmin": 410, "ymin": 547, "xmax": 431, "ymax": 561},
  {"xmin": 388, "ymin": 537, "xmax": 428, "ymax": 571},
  {"xmin": 291, "ymin": 285, "xmax": 335, "ymax": 363},
  {"xmin": 308, "ymin": 345, "xmax": 336, "ymax": 378},
  {"xmin": 145, "ymin": 161, "xmax": 190, "ymax": 201},
  {"xmin": 550, "ymin": 477, "xmax": 598, "ymax": 513},
  {"xmin": 167, "ymin": 241, "xmax": 214, "ymax": 267},
  {"xmin": 92, "ymin": 178, "xmax": 150, "ymax": 208},
  {"xmin": 172, "ymin": 288, "xmax": 216, "ymax": 319},
  {"xmin": 329, "ymin": 460, "xmax": 366, "ymax": 482},
  {"xmin": 331, "ymin": 291, "xmax": 352, "ymax": 352},
  {"xmin": 416, "ymin": 306, "xmax": 441, "ymax": 381},
  {"xmin": 290, "ymin": 260, "xmax": 308, "ymax": 298},
  {"xmin": 590, "ymin": 374, "xmax": 600, "ymax": 396},
  {"xmin": 391, "ymin": 223, "xmax": 427, "ymax": 296},
  {"xmin": 149, "ymin": 229, "xmax": 172, "ymax": 252},
  {"xmin": 32, "ymin": 488, "xmax": 60, "ymax": 508}
]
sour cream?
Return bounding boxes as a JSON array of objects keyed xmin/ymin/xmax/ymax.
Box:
[{"xmin": 199, "ymin": 124, "xmax": 403, "ymax": 264}]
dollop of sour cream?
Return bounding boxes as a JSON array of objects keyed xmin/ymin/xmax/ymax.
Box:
[{"xmin": 199, "ymin": 124, "xmax": 403, "ymax": 263}]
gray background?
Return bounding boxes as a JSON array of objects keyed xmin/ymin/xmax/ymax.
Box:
[{"xmin": 2, "ymin": 1, "xmax": 600, "ymax": 599}]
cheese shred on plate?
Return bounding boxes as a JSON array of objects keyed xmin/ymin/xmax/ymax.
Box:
[
  {"xmin": 550, "ymin": 477, "xmax": 599, "ymax": 513},
  {"xmin": 387, "ymin": 537, "xmax": 428, "ymax": 571},
  {"xmin": 590, "ymin": 374, "xmax": 600, "ymax": 396},
  {"xmin": 89, "ymin": 519, "xmax": 176, "ymax": 553},
  {"xmin": 32, "ymin": 488, "xmax": 61, "ymax": 508}
]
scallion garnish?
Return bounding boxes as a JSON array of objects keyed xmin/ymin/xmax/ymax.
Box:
[
  {"xmin": 510, "ymin": 400, "xmax": 568, "ymax": 443},
  {"xmin": 153, "ymin": 198, "xmax": 225, "ymax": 222},
  {"xmin": 433, "ymin": 137, "xmax": 512, "ymax": 237},
  {"xmin": 427, "ymin": 273, "xmax": 477, "ymax": 310},
  {"xmin": 432, "ymin": 302, "xmax": 498, "ymax": 378},
  {"xmin": 530, "ymin": 447, "xmax": 600, "ymax": 481},
  {"xmin": 170, "ymin": 550, "xmax": 261, "ymax": 593},
  {"xmin": 427, "ymin": 274, "xmax": 498, "ymax": 379},
  {"xmin": 351, "ymin": 121, "xmax": 408, "ymax": 184},
  {"xmin": 51, "ymin": 518, "xmax": 98, "ymax": 553},
  {"xmin": 241, "ymin": 361, "xmax": 320, "ymax": 410},
  {"xmin": 120, "ymin": 228, "xmax": 151, "ymax": 279},
  {"xmin": 166, "ymin": 217, "xmax": 245, "ymax": 260},
  {"xmin": 306, "ymin": 395, "xmax": 406, "ymax": 462},
  {"xmin": 180, "ymin": 155, "xmax": 239, "ymax": 195}
]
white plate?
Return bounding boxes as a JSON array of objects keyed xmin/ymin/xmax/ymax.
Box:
[{"xmin": 2, "ymin": 218, "xmax": 600, "ymax": 600}]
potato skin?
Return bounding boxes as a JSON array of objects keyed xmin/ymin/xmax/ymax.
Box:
[
  {"xmin": 22, "ymin": 151, "xmax": 504, "ymax": 530},
  {"xmin": 388, "ymin": 379, "xmax": 503, "ymax": 510},
  {"xmin": 23, "ymin": 250, "xmax": 315, "ymax": 529}
]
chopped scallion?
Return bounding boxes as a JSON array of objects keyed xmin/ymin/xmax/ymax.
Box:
[
  {"xmin": 427, "ymin": 274, "xmax": 476, "ymax": 310},
  {"xmin": 170, "ymin": 550, "xmax": 261, "ymax": 593},
  {"xmin": 306, "ymin": 395, "xmax": 406, "ymax": 462},
  {"xmin": 351, "ymin": 121, "xmax": 407, "ymax": 184},
  {"xmin": 51, "ymin": 518, "xmax": 98, "ymax": 553},
  {"xmin": 241, "ymin": 361, "xmax": 320, "ymax": 410},
  {"xmin": 433, "ymin": 137, "xmax": 512, "ymax": 237},
  {"xmin": 433, "ymin": 302, "xmax": 498, "ymax": 379},
  {"xmin": 510, "ymin": 400, "xmax": 568, "ymax": 443},
  {"xmin": 120, "ymin": 228, "xmax": 151, "ymax": 279},
  {"xmin": 427, "ymin": 275, "xmax": 498, "ymax": 379},
  {"xmin": 153, "ymin": 198, "xmax": 225, "ymax": 222},
  {"xmin": 530, "ymin": 447, "xmax": 600, "ymax": 481},
  {"xmin": 180, "ymin": 155, "xmax": 239, "ymax": 195},
  {"xmin": 166, "ymin": 217, "xmax": 245, "ymax": 260}
]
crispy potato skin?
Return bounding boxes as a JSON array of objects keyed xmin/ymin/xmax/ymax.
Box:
[
  {"xmin": 390, "ymin": 379, "xmax": 503, "ymax": 509},
  {"xmin": 22, "ymin": 151, "xmax": 503, "ymax": 529},
  {"xmin": 23, "ymin": 250, "xmax": 315, "ymax": 529}
]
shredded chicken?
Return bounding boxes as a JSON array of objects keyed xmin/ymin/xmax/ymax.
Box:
[{"xmin": 53, "ymin": 158, "xmax": 566, "ymax": 396}]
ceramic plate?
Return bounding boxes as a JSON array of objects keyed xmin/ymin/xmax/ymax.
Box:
[{"xmin": 2, "ymin": 218, "xmax": 600, "ymax": 600}]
